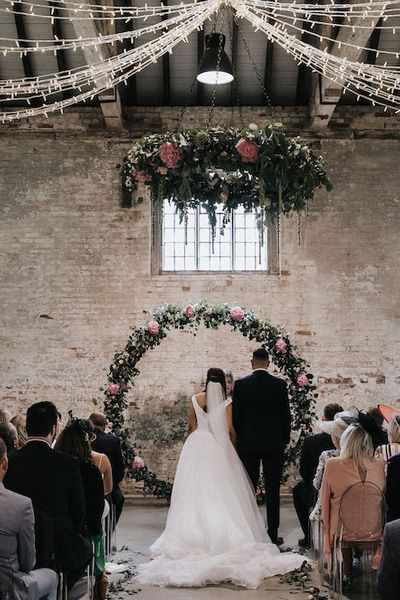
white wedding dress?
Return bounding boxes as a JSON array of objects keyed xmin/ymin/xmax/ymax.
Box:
[{"xmin": 136, "ymin": 382, "xmax": 304, "ymax": 589}]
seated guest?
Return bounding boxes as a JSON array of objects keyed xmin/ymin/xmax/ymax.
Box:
[
  {"xmin": 85, "ymin": 419, "xmax": 113, "ymax": 496},
  {"xmin": 385, "ymin": 446, "xmax": 400, "ymax": 522},
  {"xmin": 0, "ymin": 439, "xmax": 58, "ymax": 600},
  {"xmin": 0, "ymin": 421, "xmax": 18, "ymax": 454},
  {"xmin": 292, "ymin": 402, "xmax": 343, "ymax": 547},
  {"xmin": 11, "ymin": 414, "xmax": 28, "ymax": 448},
  {"xmin": 4, "ymin": 401, "xmax": 92, "ymax": 589},
  {"xmin": 309, "ymin": 409, "xmax": 356, "ymax": 523},
  {"xmin": 375, "ymin": 413, "xmax": 400, "ymax": 463},
  {"xmin": 321, "ymin": 417, "xmax": 386, "ymax": 581},
  {"xmin": 378, "ymin": 518, "xmax": 400, "ymax": 600},
  {"xmin": 56, "ymin": 418, "xmax": 107, "ymax": 600},
  {"xmin": 90, "ymin": 412, "xmax": 125, "ymax": 522}
]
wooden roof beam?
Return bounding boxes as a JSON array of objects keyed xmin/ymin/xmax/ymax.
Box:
[
  {"xmin": 68, "ymin": 10, "xmax": 124, "ymax": 129},
  {"xmin": 309, "ymin": 2, "xmax": 382, "ymax": 128}
]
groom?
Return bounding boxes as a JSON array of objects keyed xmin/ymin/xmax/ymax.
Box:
[{"xmin": 232, "ymin": 348, "xmax": 291, "ymax": 545}]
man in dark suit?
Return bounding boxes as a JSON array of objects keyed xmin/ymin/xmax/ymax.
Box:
[
  {"xmin": 232, "ymin": 348, "xmax": 290, "ymax": 545},
  {"xmin": 385, "ymin": 452, "xmax": 400, "ymax": 523},
  {"xmin": 4, "ymin": 402, "xmax": 92, "ymax": 589},
  {"xmin": 89, "ymin": 412, "xmax": 126, "ymax": 522},
  {"xmin": 378, "ymin": 518, "xmax": 400, "ymax": 600},
  {"xmin": 292, "ymin": 402, "xmax": 343, "ymax": 547}
]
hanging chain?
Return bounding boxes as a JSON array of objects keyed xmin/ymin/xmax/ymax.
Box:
[
  {"xmin": 226, "ymin": 6, "xmax": 244, "ymax": 129},
  {"xmin": 206, "ymin": 6, "xmax": 226, "ymax": 129},
  {"xmin": 233, "ymin": 13, "xmax": 275, "ymax": 115}
]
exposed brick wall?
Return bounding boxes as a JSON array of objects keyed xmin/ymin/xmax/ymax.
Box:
[{"xmin": 0, "ymin": 106, "xmax": 399, "ymax": 482}]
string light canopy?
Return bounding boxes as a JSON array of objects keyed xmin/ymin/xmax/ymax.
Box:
[
  {"xmin": 0, "ymin": 0, "xmax": 400, "ymax": 122},
  {"xmin": 196, "ymin": 33, "xmax": 234, "ymax": 85}
]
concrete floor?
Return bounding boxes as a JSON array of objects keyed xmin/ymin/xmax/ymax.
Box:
[{"xmin": 108, "ymin": 500, "xmax": 323, "ymax": 600}]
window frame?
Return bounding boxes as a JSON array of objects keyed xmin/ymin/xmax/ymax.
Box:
[{"xmin": 151, "ymin": 200, "xmax": 279, "ymax": 275}]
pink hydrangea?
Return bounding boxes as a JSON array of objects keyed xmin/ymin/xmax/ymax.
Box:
[
  {"xmin": 147, "ymin": 320, "xmax": 160, "ymax": 335},
  {"xmin": 231, "ymin": 306, "xmax": 244, "ymax": 322},
  {"xmin": 107, "ymin": 383, "xmax": 120, "ymax": 396},
  {"xmin": 158, "ymin": 142, "xmax": 183, "ymax": 169},
  {"xmin": 235, "ymin": 138, "xmax": 259, "ymax": 163},
  {"xmin": 276, "ymin": 338, "xmax": 287, "ymax": 353},
  {"xmin": 132, "ymin": 456, "xmax": 145, "ymax": 469},
  {"xmin": 184, "ymin": 305, "xmax": 195, "ymax": 318},
  {"xmin": 132, "ymin": 168, "xmax": 151, "ymax": 182},
  {"xmin": 296, "ymin": 373, "xmax": 309, "ymax": 387}
]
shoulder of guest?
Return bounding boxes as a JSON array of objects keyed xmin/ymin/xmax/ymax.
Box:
[
  {"xmin": 53, "ymin": 448, "xmax": 80, "ymax": 466},
  {"xmin": 1, "ymin": 485, "xmax": 32, "ymax": 507}
]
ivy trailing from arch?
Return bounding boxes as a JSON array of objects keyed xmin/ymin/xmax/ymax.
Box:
[
  {"xmin": 120, "ymin": 123, "xmax": 332, "ymax": 237},
  {"xmin": 103, "ymin": 302, "xmax": 318, "ymax": 502}
]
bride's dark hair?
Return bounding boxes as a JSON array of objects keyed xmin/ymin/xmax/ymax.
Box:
[{"xmin": 205, "ymin": 368, "xmax": 227, "ymax": 395}]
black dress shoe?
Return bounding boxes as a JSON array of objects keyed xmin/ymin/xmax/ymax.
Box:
[
  {"xmin": 298, "ymin": 537, "xmax": 310, "ymax": 548},
  {"xmin": 271, "ymin": 536, "xmax": 284, "ymax": 546}
]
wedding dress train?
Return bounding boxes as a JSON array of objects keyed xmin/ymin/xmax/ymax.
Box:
[{"xmin": 136, "ymin": 383, "xmax": 304, "ymax": 588}]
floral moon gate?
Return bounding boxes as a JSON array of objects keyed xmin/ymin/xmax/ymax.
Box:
[{"xmin": 104, "ymin": 302, "xmax": 317, "ymax": 501}]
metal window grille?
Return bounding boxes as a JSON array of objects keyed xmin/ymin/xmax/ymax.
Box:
[{"xmin": 162, "ymin": 200, "xmax": 268, "ymax": 271}]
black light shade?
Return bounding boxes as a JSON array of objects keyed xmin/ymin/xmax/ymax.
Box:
[{"xmin": 197, "ymin": 33, "xmax": 234, "ymax": 85}]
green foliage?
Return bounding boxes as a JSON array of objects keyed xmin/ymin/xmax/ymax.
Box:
[
  {"xmin": 103, "ymin": 302, "xmax": 317, "ymax": 503},
  {"xmin": 121, "ymin": 124, "xmax": 331, "ymax": 230}
]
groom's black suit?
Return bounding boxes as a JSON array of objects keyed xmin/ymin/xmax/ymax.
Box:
[{"xmin": 232, "ymin": 369, "xmax": 291, "ymax": 542}]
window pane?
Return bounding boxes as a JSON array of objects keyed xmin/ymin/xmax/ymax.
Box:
[{"xmin": 161, "ymin": 199, "xmax": 267, "ymax": 272}]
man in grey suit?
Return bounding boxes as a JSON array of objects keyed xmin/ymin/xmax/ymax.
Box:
[
  {"xmin": 0, "ymin": 438, "xmax": 58, "ymax": 600},
  {"xmin": 378, "ymin": 519, "xmax": 400, "ymax": 600}
]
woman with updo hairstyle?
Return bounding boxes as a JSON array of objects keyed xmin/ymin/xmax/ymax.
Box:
[{"xmin": 55, "ymin": 418, "xmax": 107, "ymax": 600}]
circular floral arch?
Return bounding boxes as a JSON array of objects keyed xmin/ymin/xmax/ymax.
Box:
[{"xmin": 103, "ymin": 302, "xmax": 317, "ymax": 500}]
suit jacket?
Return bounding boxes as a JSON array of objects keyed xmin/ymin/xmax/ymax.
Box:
[
  {"xmin": 0, "ymin": 482, "xmax": 36, "ymax": 600},
  {"xmin": 386, "ymin": 452, "xmax": 400, "ymax": 522},
  {"xmin": 299, "ymin": 432, "xmax": 335, "ymax": 486},
  {"xmin": 91, "ymin": 430, "xmax": 125, "ymax": 499},
  {"xmin": 378, "ymin": 519, "xmax": 400, "ymax": 600},
  {"xmin": 232, "ymin": 370, "xmax": 291, "ymax": 453},
  {"xmin": 4, "ymin": 440, "xmax": 87, "ymax": 571}
]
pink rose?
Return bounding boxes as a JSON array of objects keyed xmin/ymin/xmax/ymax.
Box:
[
  {"xmin": 276, "ymin": 338, "xmax": 287, "ymax": 353},
  {"xmin": 158, "ymin": 142, "xmax": 183, "ymax": 169},
  {"xmin": 235, "ymin": 138, "xmax": 259, "ymax": 163},
  {"xmin": 107, "ymin": 383, "xmax": 120, "ymax": 396},
  {"xmin": 132, "ymin": 456, "xmax": 145, "ymax": 469},
  {"xmin": 184, "ymin": 305, "xmax": 195, "ymax": 318},
  {"xmin": 296, "ymin": 374, "xmax": 308, "ymax": 387},
  {"xmin": 132, "ymin": 168, "xmax": 151, "ymax": 182},
  {"xmin": 231, "ymin": 306, "xmax": 244, "ymax": 322},
  {"xmin": 256, "ymin": 486, "xmax": 262, "ymax": 496},
  {"xmin": 147, "ymin": 320, "xmax": 160, "ymax": 335},
  {"xmin": 220, "ymin": 150, "xmax": 228, "ymax": 157}
]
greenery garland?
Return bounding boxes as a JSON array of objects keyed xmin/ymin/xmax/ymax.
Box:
[
  {"xmin": 104, "ymin": 302, "xmax": 317, "ymax": 501},
  {"xmin": 121, "ymin": 123, "xmax": 332, "ymax": 233}
]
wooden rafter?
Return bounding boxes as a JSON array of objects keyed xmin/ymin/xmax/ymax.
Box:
[
  {"xmin": 309, "ymin": 1, "xmax": 382, "ymax": 127},
  {"xmin": 69, "ymin": 5, "xmax": 124, "ymax": 128}
]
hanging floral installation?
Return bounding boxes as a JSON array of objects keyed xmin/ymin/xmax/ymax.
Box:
[
  {"xmin": 121, "ymin": 122, "xmax": 332, "ymax": 235},
  {"xmin": 103, "ymin": 302, "xmax": 318, "ymax": 502}
]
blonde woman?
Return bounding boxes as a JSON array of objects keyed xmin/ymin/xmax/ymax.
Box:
[
  {"xmin": 375, "ymin": 414, "xmax": 400, "ymax": 462},
  {"xmin": 321, "ymin": 419, "xmax": 385, "ymax": 582}
]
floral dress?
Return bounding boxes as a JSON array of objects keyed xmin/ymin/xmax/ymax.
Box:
[{"xmin": 309, "ymin": 449, "xmax": 339, "ymax": 522}]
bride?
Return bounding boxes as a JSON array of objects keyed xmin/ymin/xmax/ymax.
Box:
[{"xmin": 136, "ymin": 368, "xmax": 304, "ymax": 589}]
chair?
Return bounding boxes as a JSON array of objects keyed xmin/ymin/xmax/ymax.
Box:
[
  {"xmin": 103, "ymin": 503, "xmax": 117, "ymax": 560},
  {"xmin": 0, "ymin": 555, "xmax": 13, "ymax": 600},
  {"xmin": 329, "ymin": 481, "xmax": 385, "ymax": 599},
  {"xmin": 310, "ymin": 518, "xmax": 329, "ymax": 585}
]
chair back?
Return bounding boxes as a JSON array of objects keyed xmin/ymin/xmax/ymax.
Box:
[{"xmin": 338, "ymin": 481, "xmax": 385, "ymax": 543}]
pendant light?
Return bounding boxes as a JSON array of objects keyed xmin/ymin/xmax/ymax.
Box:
[{"xmin": 197, "ymin": 33, "xmax": 234, "ymax": 85}]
